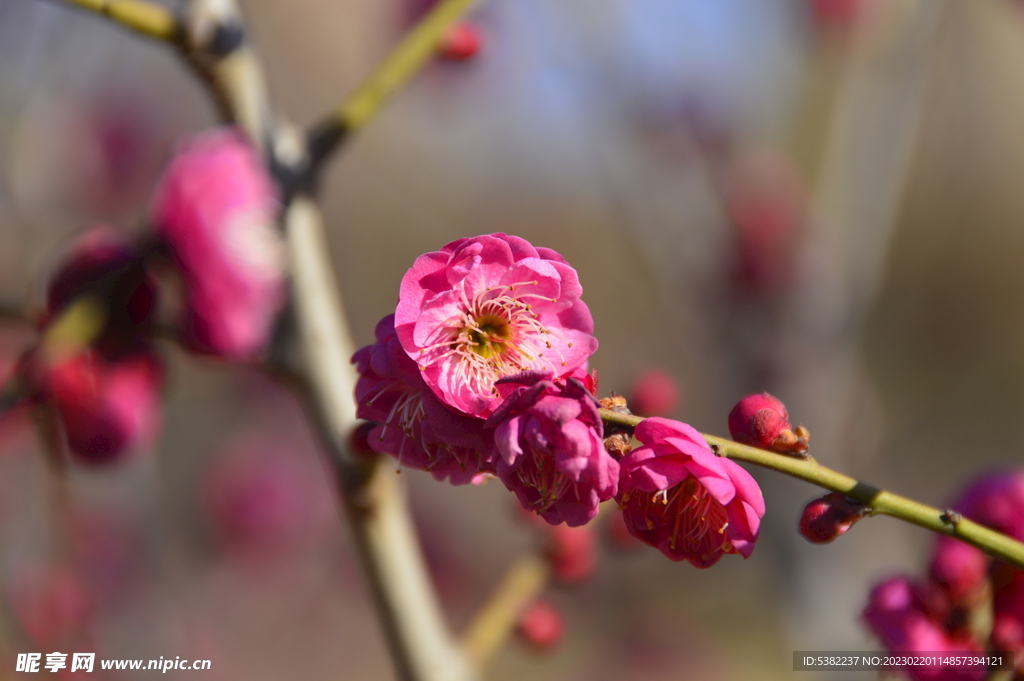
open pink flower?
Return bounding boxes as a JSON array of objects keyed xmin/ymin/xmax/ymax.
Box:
[
  {"xmin": 395, "ymin": 233, "xmax": 597, "ymax": 417},
  {"xmin": 485, "ymin": 371, "xmax": 617, "ymax": 526},
  {"xmin": 616, "ymin": 417, "xmax": 764, "ymax": 567},
  {"xmin": 149, "ymin": 127, "xmax": 285, "ymax": 360},
  {"xmin": 354, "ymin": 314, "xmax": 492, "ymax": 484},
  {"xmin": 863, "ymin": 576, "xmax": 985, "ymax": 681}
]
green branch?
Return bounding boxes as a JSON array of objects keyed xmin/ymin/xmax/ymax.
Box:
[
  {"xmin": 599, "ymin": 408, "xmax": 1024, "ymax": 571},
  {"xmin": 307, "ymin": 0, "xmax": 480, "ymax": 168}
]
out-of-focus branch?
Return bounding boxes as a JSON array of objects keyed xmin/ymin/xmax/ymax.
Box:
[
  {"xmin": 599, "ymin": 409, "xmax": 1024, "ymax": 571},
  {"xmin": 461, "ymin": 553, "xmax": 550, "ymax": 671},
  {"xmin": 176, "ymin": 1, "xmax": 478, "ymax": 679},
  {"xmin": 306, "ymin": 0, "xmax": 480, "ymax": 172},
  {"xmin": 47, "ymin": 0, "xmax": 181, "ymax": 42}
]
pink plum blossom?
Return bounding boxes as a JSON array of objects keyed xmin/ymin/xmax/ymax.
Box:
[
  {"xmin": 149, "ymin": 127, "xmax": 285, "ymax": 360},
  {"xmin": 863, "ymin": 576, "xmax": 985, "ymax": 681},
  {"xmin": 354, "ymin": 314, "xmax": 492, "ymax": 484},
  {"xmin": 946, "ymin": 469, "xmax": 1024, "ymax": 542},
  {"xmin": 616, "ymin": 417, "xmax": 764, "ymax": 567},
  {"xmin": 395, "ymin": 233, "xmax": 597, "ymax": 417},
  {"xmin": 486, "ymin": 371, "xmax": 616, "ymax": 526}
]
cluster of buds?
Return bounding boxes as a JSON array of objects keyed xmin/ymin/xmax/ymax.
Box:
[
  {"xmin": 15, "ymin": 127, "xmax": 284, "ymax": 465},
  {"xmin": 355, "ymin": 233, "xmax": 766, "ymax": 568},
  {"xmin": 863, "ymin": 470, "xmax": 1024, "ymax": 680}
]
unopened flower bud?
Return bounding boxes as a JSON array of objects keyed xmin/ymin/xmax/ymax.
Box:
[
  {"xmin": 545, "ymin": 523, "xmax": 597, "ymax": 584},
  {"xmin": 799, "ymin": 492, "xmax": 868, "ymax": 544},
  {"xmin": 438, "ymin": 22, "xmax": 482, "ymax": 62},
  {"xmin": 629, "ymin": 369, "xmax": 679, "ymax": 417},
  {"xmin": 517, "ymin": 600, "xmax": 564, "ymax": 651},
  {"xmin": 728, "ymin": 392, "xmax": 809, "ymax": 455}
]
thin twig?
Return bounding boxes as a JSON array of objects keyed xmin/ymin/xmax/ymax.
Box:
[
  {"xmin": 598, "ymin": 409, "xmax": 1024, "ymax": 571},
  {"xmin": 306, "ymin": 0, "xmax": 480, "ymax": 172},
  {"xmin": 46, "ymin": 0, "xmax": 181, "ymax": 42},
  {"xmin": 461, "ymin": 553, "xmax": 550, "ymax": 671}
]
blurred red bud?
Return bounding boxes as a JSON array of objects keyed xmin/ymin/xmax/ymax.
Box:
[
  {"xmin": 545, "ymin": 523, "xmax": 597, "ymax": 584},
  {"xmin": 629, "ymin": 369, "xmax": 679, "ymax": 417},
  {"xmin": 517, "ymin": 600, "xmax": 564, "ymax": 651},
  {"xmin": 437, "ymin": 22, "xmax": 482, "ymax": 62},
  {"xmin": 25, "ymin": 349, "xmax": 163, "ymax": 464}
]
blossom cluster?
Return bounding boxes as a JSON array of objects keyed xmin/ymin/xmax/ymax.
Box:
[
  {"xmin": 17, "ymin": 127, "xmax": 285, "ymax": 465},
  {"xmin": 863, "ymin": 470, "xmax": 1024, "ymax": 681},
  {"xmin": 354, "ymin": 233, "xmax": 765, "ymax": 565}
]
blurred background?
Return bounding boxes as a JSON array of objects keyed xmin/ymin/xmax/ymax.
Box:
[{"xmin": 1, "ymin": 0, "xmax": 1024, "ymax": 678}]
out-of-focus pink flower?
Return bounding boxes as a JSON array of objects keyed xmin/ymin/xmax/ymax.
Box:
[
  {"xmin": 438, "ymin": 22, "xmax": 483, "ymax": 62},
  {"xmin": 395, "ymin": 233, "xmax": 597, "ymax": 417},
  {"xmin": 486, "ymin": 371, "xmax": 616, "ymax": 526},
  {"xmin": 629, "ymin": 369, "xmax": 679, "ymax": 417},
  {"xmin": 723, "ymin": 149, "xmax": 807, "ymax": 297},
  {"xmin": 728, "ymin": 392, "xmax": 790, "ymax": 449},
  {"xmin": 203, "ymin": 436, "xmax": 333, "ymax": 555},
  {"xmin": 44, "ymin": 226, "xmax": 157, "ymax": 357},
  {"xmin": 617, "ymin": 418, "xmax": 764, "ymax": 567},
  {"xmin": 9, "ymin": 565, "xmax": 93, "ymax": 647},
  {"xmin": 863, "ymin": 576, "xmax": 985, "ymax": 681},
  {"xmin": 545, "ymin": 523, "xmax": 597, "ymax": 583},
  {"xmin": 929, "ymin": 537, "xmax": 989, "ymax": 606},
  {"xmin": 149, "ymin": 127, "xmax": 285, "ymax": 360},
  {"xmin": 354, "ymin": 314, "xmax": 492, "ymax": 485},
  {"xmin": 799, "ymin": 492, "xmax": 868, "ymax": 544},
  {"xmin": 26, "ymin": 349, "xmax": 163, "ymax": 464},
  {"xmin": 991, "ymin": 564, "xmax": 1024, "ymax": 675},
  {"xmin": 517, "ymin": 599, "xmax": 564, "ymax": 651},
  {"xmin": 809, "ymin": 0, "xmax": 862, "ymax": 26},
  {"xmin": 947, "ymin": 469, "xmax": 1024, "ymax": 542}
]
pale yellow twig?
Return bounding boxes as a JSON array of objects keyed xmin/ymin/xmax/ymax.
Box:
[{"xmin": 48, "ymin": 0, "xmax": 180, "ymax": 42}]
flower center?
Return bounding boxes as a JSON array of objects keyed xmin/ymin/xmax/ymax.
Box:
[
  {"xmin": 467, "ymin": 314, "xmax": 512, "ymax": 359},
  {"xmin": 418, "ymin": 280, "xmax": 570, "ymax": 401}
]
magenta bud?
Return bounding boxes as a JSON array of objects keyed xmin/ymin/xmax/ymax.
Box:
[
  {"xmin": 517, "ymin": 600, "xmax": 564, "ymax": 651},
  {"xmin": 799, "ymin": 492, "xmax": 868, "ymax": 544},
  {"xmin": 629, "ymin": 369, "xmax": 679, "ymax": 417},
  {"xmin": 27, "ymin": 349, "xmax": 163, "ymax": 464},
  {"xmin": 545, "ymin": 524, "xmax": 597, "ymax": 584},
  {"xmin": 728, "ymin": 392, "xmax": 790, "ymax": 448},
  {"xmin": 929, "ymin": 536, "xmax": 989, "ymax": 605}
]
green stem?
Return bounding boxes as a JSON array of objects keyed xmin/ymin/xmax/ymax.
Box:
[
  {"xmin": 599, "ymin": 409, "xmax": 1024, "ymax": 571},
  {"xmin": 307, "ymin": 0, "xmax": 480, "ymax": 168}
]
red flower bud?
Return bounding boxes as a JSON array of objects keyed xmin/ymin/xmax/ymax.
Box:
[
  {"xmin": 728, "ymin": 392, "xmax": 808, "ymax": 455},
  {"xmin": 629, "ymin": 369, "xmax": 679, "ymax": 417},
  {"xmin": 545, "ymin": 523, "xmax": 597, "ymax": 584},
  {"xmin": 25, "ymin": 349, "xmax": 163, "ymax": 464},
  {"xmin": 438, "ymin": 22, "xmax": 482, "ymax": 62},
  {"xmin": 517, "ymin": 600, "xmax": 563, "ymax": 651},
  {"xmin": 799, "ymin": 492, "xmax": 868, "ymax": 544}
]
